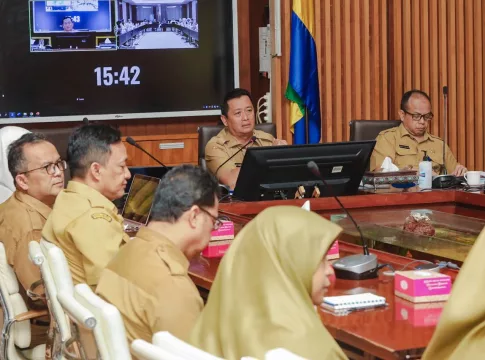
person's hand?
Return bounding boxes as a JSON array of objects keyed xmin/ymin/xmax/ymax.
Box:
[
  {"xmin": 452, "ymin": 164, "xmax": 467, "ymax": 176},
  {"xmin": 272, "ymin": 138, "xmax": 288, "ymax": 146}
]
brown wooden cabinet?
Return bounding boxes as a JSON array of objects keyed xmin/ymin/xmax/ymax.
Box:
[{"xmin": 123, "ymin": 134, "xmax": 198, "ymax": 167}]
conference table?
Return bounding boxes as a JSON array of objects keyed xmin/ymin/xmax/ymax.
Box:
[
  {"xmin": 118, "ymin": 23, "xmax": 198, "ymax": 47},
  {"xmin": 188, "ymin": 190, "xmax": 485, "ymax": 360}
]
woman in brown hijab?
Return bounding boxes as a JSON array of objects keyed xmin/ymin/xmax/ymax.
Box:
[
  {"xmin": 422, "ymin": 228, "xmax": 485, "ymax": 359},
  {"xmin": 190, "ymin": 206, "xmax": 347, "ymax": 360}
]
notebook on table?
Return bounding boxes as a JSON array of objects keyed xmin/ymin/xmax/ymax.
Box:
[
  {"xmin": 322, "ymin": 293, "xmax": 387, "ymax": 314},
  {"xmin": 122, "ymin": 174, "xmax": 161, "ymax": 233}
]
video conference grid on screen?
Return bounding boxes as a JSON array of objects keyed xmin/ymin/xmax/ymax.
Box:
[{"xmin": 30, "ymin": 0, "xmax": 200, "ymax": 52}]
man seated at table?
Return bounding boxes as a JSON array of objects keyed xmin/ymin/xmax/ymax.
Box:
[
  {"xmin": 42, "ymin": 124, "xmax": 131, "ymax": 287},
  {"xmin": 0, "ymin": 132, "xmax": 66, "ymax": 347},
  {"xmin": 205, "ymin": 88, "xmax": 287, "ymax": 189},
  {"xmin": 96, "ymin": 165, "xmax": 220, "ymax": 346},
  {"xmin": 370, "ymin": 89, "xmax": 466, "ymax": 176}
]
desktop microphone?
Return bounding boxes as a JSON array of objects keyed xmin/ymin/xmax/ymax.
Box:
[
  {"xmin": 215, "ymin": 135, "xmax": 257, "ymax": 175},
  {"xmin": 442, "ymin": 86, "xmax": 448, "ymax": 175},
  {"xmin": 307, "ymin": 161, "xmax": 379, "ymax": 280},
  {"xmin": 126, "ymin": 136, "xmax": 169, "ymax": 169},
  {"xmin": 82, "ymin": 117, "xmax": 89, "ymax": 125},
  {"xmin": 432, "ymin": 86, "xmax": 456, "ymax": 189}
]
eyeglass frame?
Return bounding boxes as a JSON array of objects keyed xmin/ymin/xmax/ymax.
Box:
[
  {"xmin": 198, "ymin": 206, "xmax": 224, "ymax": 230},
  {"xmin": 19, "ymin": 159, "xmax": 67, "ymax": 176},
  {"xmin": 401, "ymin": 109, "xmax": 434, "ymax": 122}
]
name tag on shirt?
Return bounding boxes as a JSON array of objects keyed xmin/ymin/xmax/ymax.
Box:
[
  {"xmin": 399, "ymin": 145, "xmax": 410, "ymax": 149},
  {"xmin": 235, "ymin": 163, "xmax": 242, "ymax": 167}
]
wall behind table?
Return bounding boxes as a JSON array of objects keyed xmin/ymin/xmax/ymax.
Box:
[
  {"xmin": 5, "ymin": 0, "xmax": 270, "ymax": 167},
  {"xmin": 273, "ymin": 0, "xmax": 485, "ymax": 171}
]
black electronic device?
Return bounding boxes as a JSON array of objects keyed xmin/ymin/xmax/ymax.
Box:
[
  {"xmin": 432, "ymin": 175, "xmax": 463, "ymax": 189},
  {"xmin": 1, "ymin": 0, "xmax": 237, "ymax": 122},
  {"xmin": 233, "ymin": 141, "xmax": 376, "ymax": 202}
]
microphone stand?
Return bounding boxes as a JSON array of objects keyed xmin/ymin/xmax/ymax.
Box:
[
  {"xmin": 126, "ymin": 136, "xmax": 169, "ymax": 169},
  {"xmin": 442, "ymin": 86, "xmax": 448, "ymax": 175},
  {"xmin": 307, "ymin": 161, "xmax": 378, "ymax": 280}
]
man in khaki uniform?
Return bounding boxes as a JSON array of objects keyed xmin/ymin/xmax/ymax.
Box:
[
  {"xmin": 0, "ymin": 132, "xmax": 66, "ymax": 347},
  {"xmin": 42, "ymin": 124, "xmax": 131, "ymax": 287},
  {"xmin": 96, "ymin": 165, "xmax": 220, "ymax": 348},
  {"xmin": 206, "ymin": 88, "xmax": 287, "ymax": 189},
  {"xmin": 370, "ymin": 89, "xmax": 467, "ymax": 176}
]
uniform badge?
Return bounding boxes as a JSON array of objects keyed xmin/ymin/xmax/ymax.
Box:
[{"xmin": 91, "ymin": 213, "xmax": 112, "ymax": 222}]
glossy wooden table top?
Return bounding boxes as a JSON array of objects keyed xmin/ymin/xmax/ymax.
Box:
[
  {"xmin": 189, "ymin": 242, "xmax": 457, "ymax": 360},
  {"xmin": 189, "ymin": 190, "xmax": 485, "ymax": 359},
  {"xmin": 218, "ymin": 189, "xmax": 485, "ymax": 219}
]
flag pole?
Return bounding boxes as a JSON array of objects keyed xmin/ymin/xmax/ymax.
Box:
[{"xmin": 305, "ymin": 106, "xmax": 309, "ymax": 144}]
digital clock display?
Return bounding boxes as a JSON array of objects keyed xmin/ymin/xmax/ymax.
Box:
[{"xmin": 94, "ymin": 66, "xmax": 141, "ymax": 86}]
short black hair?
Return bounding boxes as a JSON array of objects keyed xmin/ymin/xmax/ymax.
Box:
[
  {"xmin": 63, "ymin": 16, "xmax": 73, "ymax": 23},
  {"xmin": 8, "ymin": 132, "xmax": 47, "ymax": 179},
  {"xmin": 221, "ymin": 88, "xmax": 253, "ymax": 117},
  {"xmin": 150, "ymin": 165, "xmax": 220, "ymax": 223},
  {"xmin": 400, "ymin": 90, "xmax": 431, "ymax": 111},
  {"xmin": 67, "ymin": 124, "xmax": 122, "ymax": 178}
]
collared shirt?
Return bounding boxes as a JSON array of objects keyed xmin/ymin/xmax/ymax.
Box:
[
  {"xmin": 370, "ymin": 123, "xmax": 458, "ymax": 173},
  {"xmin": 205, "ymin": 128, "xmax": 275, "ymax": 178},
  {"xmin": 95, "ymin": 227, "xmax": 203, "ymax": 348},
  {"xmin": 0, "ymin": 191, "xmax": 51, "ymax": 293},
  {"xmin": 42, "ymin": 181, "xmax": 128, "ymax": 286}
]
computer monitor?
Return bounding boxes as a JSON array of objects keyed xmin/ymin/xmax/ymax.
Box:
[
  {"xmin": 233, "ymin": 141, "xmax": 376, "ymax": 201},
  {"xmin": 53, "ymin": 33, "xmax": 94, "ymax": 49}
]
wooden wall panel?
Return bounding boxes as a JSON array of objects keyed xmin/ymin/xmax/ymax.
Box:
[
  {"xmin": 274, "ymin": 0, "xmax": 485, "ymax": 170},
  {"xmin": 123, "ymin": 134, "xmax": 198, "ymax": 166},
  {"xmin": 389, "ymin": 0, "xmax": 485, "ymax": 170},
  {"xmin": 276, "ymin": 0, "xmax": 390, "ymax": 143}
]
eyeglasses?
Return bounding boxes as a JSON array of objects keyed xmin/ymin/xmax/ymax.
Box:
[
  {"xmin": 20, "ymin": 159, "xmax": 67, "ymax": 176},
  {"xmin": 199, "ymin": 207, "xmax": 223, "ymax": 230},
  {"xmin": 402, "ymin": 109, "xmax": 434, "ymax": 122}
]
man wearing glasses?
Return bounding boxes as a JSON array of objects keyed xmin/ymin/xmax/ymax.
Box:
[
  {"xmin": 370, "ymin": 89, "xmax": 466, "ymax": 176},
  {"xmin": 0, "ymin": 132, "xmax": 66, "ymax": 347},
  {"xmin": 96, "ymin": 165, "xmax": 220, "ymax": 346}
]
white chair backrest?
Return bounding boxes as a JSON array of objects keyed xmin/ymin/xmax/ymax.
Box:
[
  {"xmin": 0, "ymin": 242, "xmax": 32, "ymax": 353},
  {"xmin": 152, "ymin": 332, "xmax": 224, "ymax": 360},
  {"xmin": 30, "ymin": 240, "xmax": 71, "ymax": 341},
  {"xmin": 44, "ymin": 243, "xmax": 95, "ymax": 331},
  {"xmin": 265, "ymin": 349, "xmax": 307, "ymax": 359},
  {"xmin": 131, "ymin": 339, "xmax": 184, "ymax": 360},
  {"xmin": 74, "ymin": 284, "xmax": 131, "ymax": 360}
]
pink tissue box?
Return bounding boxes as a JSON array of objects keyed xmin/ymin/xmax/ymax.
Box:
[
  {"xmin": 394, "ymin": 270, "xmax": 451, "ymax": 303},
  {"xmin": 395, "ymin": 297, "xmax": 445, "ymax": 327},
  {"xmin": 326, "ymin": 241, "xmax": 340, "ymax": 260},
  {"xmin": 210, "ymin": 221, "xmax": 235, "ymax": 241},
  {"xmin": 201, "ymin": 240, "xmax": 232, "ymax": 258}
]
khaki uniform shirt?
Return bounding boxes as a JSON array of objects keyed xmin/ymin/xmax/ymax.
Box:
[
  {"xmin": 370, "ymin": 124, "xmax": 458, "ymax": 174},
  {"xmin": 0, "ymin": 191, "xmax": 50, "ymax": 293},
  {"xmin": 96, "ymin": 227, "xmax": 203, "ymax": 347},
  {"xmin": 205, "ymin": 128, "xmax": 275, "ymax": 178},
  {"xmin": 42, "ymin": 181, "xmax": 128, "ymax": 286}
]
